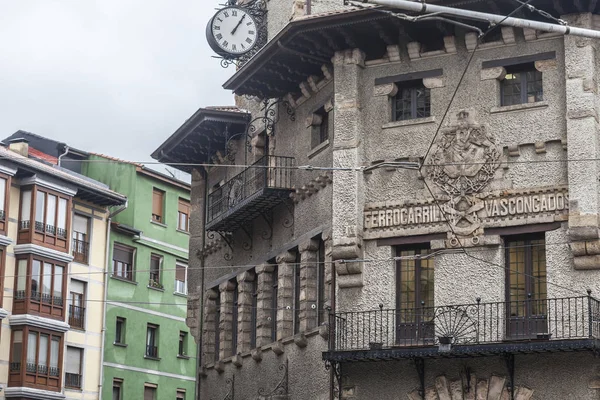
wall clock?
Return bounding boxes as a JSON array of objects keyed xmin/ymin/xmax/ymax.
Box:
[{"xmin": 205, "ymin": 0, "xmax": 267, "ymax": 68}]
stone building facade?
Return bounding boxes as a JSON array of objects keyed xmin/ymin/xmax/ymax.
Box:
[{"xmin": 154, "ymin": 0, "xmax": 600, "ymax": 399}]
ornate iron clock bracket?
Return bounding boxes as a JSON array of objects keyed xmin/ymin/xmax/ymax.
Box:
[
  {"xmin": 504, "ymin": 353, "xmax": 515, "ymax": 400},
  {"xmin": 245, "ymin": 98, "xmax": 296, "ymax": 153}
]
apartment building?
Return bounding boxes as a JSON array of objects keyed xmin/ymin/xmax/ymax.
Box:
[{"xmin": 0, "ymin": 138, "xmax": 127, "ymax": 400}]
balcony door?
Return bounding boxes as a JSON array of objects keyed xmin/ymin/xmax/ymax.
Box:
[
  {"xmin": 395, "ymin": 246, "xmax": 434, "ymax": 345},
  {"xmin": 505, "ymin": 236, "xmax": 548, "ymax": 339}
]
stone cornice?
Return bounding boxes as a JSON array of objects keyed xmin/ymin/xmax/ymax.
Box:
[
  {"xmin": 0, "ymin": 307, "xmax": 8, "ymax": 319},
  {"xmin": 4, "ymin": 387, "xmax": 66, "ymax": 400},
  {"xmin": 13, "ymin": 243, "xmax": 74, "ymax": 264},
  {"xmin": 9, "ymin": 314, "xmax": 70, "ymax": 332},
  {"xmin": 0, "ymin": 234, "xmax": 13, "ymax": 247}
]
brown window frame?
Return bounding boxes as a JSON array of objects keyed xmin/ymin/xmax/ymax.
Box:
[
  {"xmin": 112, "ymin": 243, "xmax": 135, "ymax": 282},
  {"xmin": 13, "ymin": 255, "xmax": 67, "ymax": 320},
  {"xmin": 175, "ymin": 262, "xmax": 187, "ymax": 294},
  {"xmin": 68, "ymin": 280, "xmax": 86, "ymax": 330},
  {"xmin": 145, "ymin": 324, "xmax": 159, "ymax": 359},
  {"xmin": 72, "ymin": 214, "xmax": 90, "ymax": 264},
  {"xmin": 177, "ymin": 389, "xmax": 186, "ymax": 400},
  {"xmin": 64, "ymin": 346, "xmax": 83, "ymax": 389},
  {"xmin": 149, "ymin": 254, "xmax": 163, "ymax": 288},
  {"xmin": 177, "ymin": 198, "xmax": 190, "ymax": 232},
  {"xmin": 113, "ymin": 378, "xmax": 123, "ymax": 400},
  {"xmin": 152, "ymin": 188, "xmax": 165, "ymax": 224},
  {"xmin": 0, "ymin": 173, "xmax": 11, "ymax": 235},
  {"xmin": 9, "ymin": 326, "xmax": 64, "ymax": 392},
  {"xmin": 115, "ymin": 317, "xmax": 126, "ymax": 345},
  {"xmin": 18, "ymin": 185, "xmax": 71, "ymax": 252},
  {"xmin": 144, "ymin": 384, "xmax": 157, "ymax": 400}
]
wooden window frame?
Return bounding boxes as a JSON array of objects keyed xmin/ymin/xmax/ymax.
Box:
[
  {"xmin": 149, "ymin": 254, "xmax": 163, "ymax": 288},
  {"xmin": 500, "ymin": 63, "xmax": 543, "ymax": 106},
  {"xmin": 68, "ymin": 280, "xmax": 86, "ymax": 330},
  {"xmin": 64, "ymin": 346, "xmax": 83, "ymax": 389},
  {"xmin": 115, "ymin": 317, "xmax": 126, "ymax": 345},
  {"xmin": 152, "ymin": 188, "xmax": 165, "ymax": 224},
  {"xmin": 8, "ymin": 326, "xmax": 64, "ymax": 392},
  {"xmin": 72, "ymin": 214, "xmax": 91, "ymax": 264},
  {"xmin": 0, "ymin": 174, "xmax": 11, "ymax": 235},
  {"xmin": 177, "ymin": 198, "xmax": 190, "ymax": 232},
  {"xmin": 113, "ymin": 378, "xmax": 123, "ymax": 400},
  {"xmin": 13, "ymin": 255, "xmax": 67, "ymax": 320},
  {"xmin": 112, "ymin": 243, "xmax": 135, "ymax": 282},
  {"xmin": 18, "ymin": 185, "xmax": 71, "ymax": 252},
  {"xmin": 392, "ymin": 81, "xmax": 431, "ymax": 122},
  {"xmin": 145, "ymin": 324, "xmax": 159, "ymax": 359}
]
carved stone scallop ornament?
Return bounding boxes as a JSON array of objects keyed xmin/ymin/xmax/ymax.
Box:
[{"xmin": 426, "ymin": 110, "xmax": 502, "ymax": 236}]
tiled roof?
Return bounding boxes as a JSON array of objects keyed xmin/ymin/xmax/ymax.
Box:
[
  {"xmin": 0, "ymin": 146, "xmax": 127, "ymax": 203},
  {"xmin": 28, "ymin": 147, "xmax": 58, "ymax": 165},
  {"xmin": 88, "ymin": 152, "xmax": 143, "ymax": 167}
]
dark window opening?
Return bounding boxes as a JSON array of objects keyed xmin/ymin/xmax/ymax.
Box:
[
  {"xmin": 311, "ymin": 107, "xmax": 330, "ymax": 149},
  {"xmin": 250, "ymin": 276, "xmax": 258, "ymax": 349},
  {"xmin": 501, "ymin": 63, "xmax": 543, "ymax": 106},
  {"xmin": 115, "ymin": 317, "xmax": 126, "ymax": 344},
  {"xmin": 145, "ymin": 324, "xmax": 158, "ymax": 358},
  {"xmin": 317, "ymin": 238, "xmax": 326, "ymax": 326},
  {"xmin": 214, "ymin": 293, "xmax": 221, "ymax": 362},
  {"xmin": 231, "ymin": 281, "xmax": 238, "ymax": 356},
  {"xmin": 293, "ymin": 250, "xmax": 301, "ymax": 335},
  {"xmin": 271, "ymin": 264, "xmax": 278, "ymax": 343},
  {"xmin": 392, "ymin": 81, "xmax": 431, "ymax": 121}
]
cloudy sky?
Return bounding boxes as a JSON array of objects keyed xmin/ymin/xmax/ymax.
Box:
[{"xmin": 0, "ymin": 0, "xmax": 235, "ymax": 175}]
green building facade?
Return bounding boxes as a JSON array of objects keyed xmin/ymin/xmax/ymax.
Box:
[{"xmin": 82, "ymin": 154, "xmax": 196, "ymax": 400}]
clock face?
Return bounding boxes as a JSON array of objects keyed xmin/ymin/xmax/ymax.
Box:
[{"xmin": 208, "ymin": 7, "xmax": 259, "ymax": 56}]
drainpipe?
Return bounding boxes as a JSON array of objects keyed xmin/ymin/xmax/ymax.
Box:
[
  {"xmin": 98, "ymin": 200, "xmax": 128, "ymax": 398},
  {"xmin": 196, "ymin": 168, "xmax": 208, "ymax": 400},
  {"xmin": 58, "ymin": 145, "xmax": 70, "ymax": 167}
]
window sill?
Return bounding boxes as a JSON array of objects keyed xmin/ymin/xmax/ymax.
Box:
[
  {"xmin": 490, "ymin": 101, "xmax": 548, "ymax": 114},
  {"xmin": 177, "ymin": 354, "xmax": 191, "ymax": 360},
  {"xmin": 176, "ymin": 229, "xmax": 190, "ymax": 235},
  {"xmin": 110, "ymin": 275, "xmax": 138, "ymax": 285},
  {"xmin": 150, "ymin": 220, "xmax": 167, "ymax": 228},
  {"xmin": 382, "ymin": 116, "xmax": 436, "ymax": 129},
  {"xmin": 144, "ymin": 355, "xmax": 161, "ymax": 361},
  {"xmin": 147, "ymin": 285, "xmax": 165, "ymax": 292},
  {"xmin": 173, "ymin": 291, "xmax": 188, "ymax": 298},
  {"xmin": 113, "ymin": 342, "xmax": 128, "ymax": 348},
  {"xmin": 65, "ymin": 387, "xmax": 83, "ymax": 392},
  {"xmin": 308, "ymin": 139, "xmax": 330, "ymax": 159}
]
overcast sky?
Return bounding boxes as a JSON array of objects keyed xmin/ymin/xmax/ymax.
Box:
[{"xmin": 0, "ymin": 0, "xmax": 234, "ymax": 176}]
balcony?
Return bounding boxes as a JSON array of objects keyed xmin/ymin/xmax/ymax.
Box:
[
  {"xmin": 68, "ymin": 305, "xmax": 85, "ymax": 330},
  {"xmin": 65, "ymin": 372, "xmax": 82, "ymax": 389},
  {"xmin": 206, "ymin": 155, "xmax": 295, "ymax": 232},
  {"xmin": 18, "ymin": 220, "xmax": 69, "ymax": 252},
  {"xmin": 323, "ymin": 296, "xmax": 600, "ymax": 362},
  {"xmin": 72, "ymin": 239, "xmax": 89, "ymax": 264}
]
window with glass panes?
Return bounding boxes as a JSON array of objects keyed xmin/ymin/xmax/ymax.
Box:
[
  {"xmin": 501, "ymin": 63, "xmax": 543, "ymax": 106},
  {"xmin": 175, "ymin": 262, "xmax": 187, "ymax": 294},
  {"xmin": 149, "ymin": 254, "xmax": 162, "ymax": 286},
  {"xmin": 72, "ymin": 214, "xmax": 90, "ymax": 264},
  {"xmin": 505, "ymin": 235, "xmax": 547, "ymax": 339},
  {"xmin": 392, "ymin": 81, "xmax": 431, "ymax": 121},
  {"xmin": 0, "ymin": 174, "xmax": 10, "ymax": 233},
  {"xmin": 178, "ymin": 199, "xmax": 190, "ymax": 232},
  {"xmin": 146, "ymin": 324, "xmax": 159, "ymax": 358},
  {"xmin": 112, "ymin": 243, "xmax": 135, "ymax": 281},
  {"xmin": 68, "ymin": 280, "xmax": 86, "ymax": 330},
  {"xmin": 395, "ymin": 246, "xmax": 435, "ymax": 344},
  {"xmin": 152, "ymin": 189, "xmax": 164, "ymax": 223},
  {"xmin": 178, "ymin": 332, "xmax": 187, "ymax": 356},
  {"xmin": 113, "ymin": 379, "xmax": 123, "ymax": 400},
  {"xmin": 115, "ymin": 317, "xmax": 126, "ymax": 344},
  {"xmin": 65, "ymin": 346, "xmax": 82, "ymax": 389},
  {"xmin": 311, "ymin": 107, "xmax": 330, "ymax": 149},
  {"xmin": 13, "ymin": 256, "xmax": 66, "ymax": 318}
]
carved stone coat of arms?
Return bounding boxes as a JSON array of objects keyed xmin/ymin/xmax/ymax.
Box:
[{"xmin": 426, "ymin": 110, "xmax": 502, "ymax": 236}]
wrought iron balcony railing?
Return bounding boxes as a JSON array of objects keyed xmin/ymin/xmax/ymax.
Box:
[
  {"xmin": 206, "ymin": 155, "xmax": 295, "ymax": 232},
  {"xmin": 327, "ymin": 296, "xmax": 600, "ymax": 357},
  {"xmin": 69, "ymin": 305, "xmax": 85, "ymax": 329},
  {"xmin": 65, "ymin": 372, "xmax": 82, "ymax": 389},
  {"xmin": 146, "ymin": 345, "xmax": 159, "ymax": 358},
  {"xmin": 72, "ymin": 239, "xmax": 89, "ymax": 264}
]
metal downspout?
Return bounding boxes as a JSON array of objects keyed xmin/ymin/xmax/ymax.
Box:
[{"xmin": 98, "ymin": 201, "xmax": 128, "ymax": 398}]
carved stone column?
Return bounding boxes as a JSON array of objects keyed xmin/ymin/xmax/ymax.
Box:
[
  {"xmin": 299, "ymin": 238, "xmax": 318, "ymax": 332},
  {"xmin": 331, "ymin": 49, "xmax": 366, "ymax": 288},
  {"xmin": 276, "ymin": 250, "xmax": 296, "ymax": 340},
  {"xmin": 202, "ymin": 288, "xmax": 219, "ymax": 364},
  {"xmin": 236, "ymin": 271, "xmax": 256, "ymax": 353},
  {"xmin": 564, "ymin": 13, "xmax": 600, "ymax": 269},
  {"xmin": 255, "ymin": 263, "xmax": 275, "ymax": 346},
  {"xmin": 218, "ymin": 280, "xmax": 236, "ymax": 359}
]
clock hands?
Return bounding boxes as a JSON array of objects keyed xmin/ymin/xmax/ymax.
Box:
[{"xmin": 230, "ymin": 14, "xmax": 246, "ymax": 35}]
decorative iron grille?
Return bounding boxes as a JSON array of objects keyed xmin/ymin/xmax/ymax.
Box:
[
  {"xmin": 69, "ymin": 305, "xmax": 85, "ymax": 329},
  {"xmin": 206, "ymin": 155, "xmax": 294, "ymax": 225},
  {"xmin": 65, "ymin": 372, "xmax": 82, "ymax": 388},
  {"xmin": 330, "ymin": 296, "xmax": 600, "ymax": 352},
  {"xmin": 72, "ymin": 239, "xmax": 89, "ymax": 264}
]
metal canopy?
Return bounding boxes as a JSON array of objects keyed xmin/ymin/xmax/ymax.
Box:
[{"xmin": 224, "ymin": 0, "xmax": 600, "ymax": 99}]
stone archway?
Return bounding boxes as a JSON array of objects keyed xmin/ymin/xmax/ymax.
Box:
[{"xmin": 407, "ymin": 375, "xmax": 533, "ymax": 400}]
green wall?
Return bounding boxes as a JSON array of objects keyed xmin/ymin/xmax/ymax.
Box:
[{"xmin": 82, "ymin": 156, "xmax": 196, "ymax": 400}]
